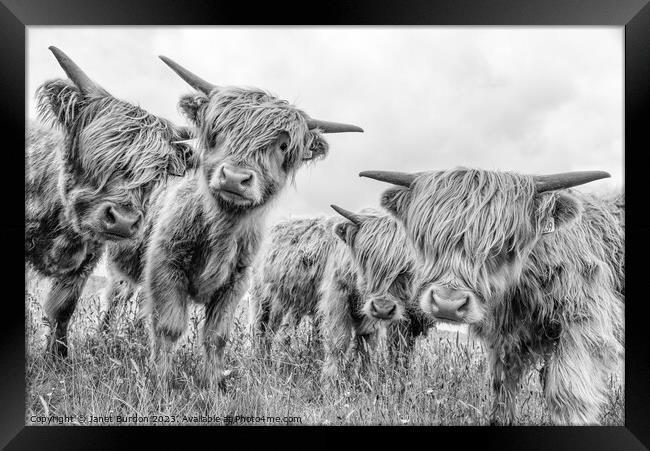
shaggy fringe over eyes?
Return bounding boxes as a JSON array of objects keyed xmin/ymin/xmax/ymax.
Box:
[
  {"xmin": 352, "ymin": 213, "xmax": 416, "ymax": 293},
  {"xmin": 38, "ymin": 79, "xmax": 195, "ymax": 192},
  {"xmin": 193, "ymin": 87, "xmax": 329, "ymax": 174},
  {"xmin": 407, "ymin": 168, "xmax": 556, "ymax": 292}
]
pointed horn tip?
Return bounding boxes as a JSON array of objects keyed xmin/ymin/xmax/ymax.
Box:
[
  {"xmin": 330, "ymin": 204, "xmax": 359, "ymax": 222},
  {"xmin": 48, "ymin": 46, "xmax": 66, "ymax": 60},
  {"xmin": 330, "ymin": 204, "xmax": 345, "ymax": 214}
]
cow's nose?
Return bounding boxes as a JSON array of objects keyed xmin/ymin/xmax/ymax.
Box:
[
  {"xmin": 430, "ymin": 285, "xmax": 470, "ymax": 321},
  {"xmin": 219, "ymin": 165, "xmax": 254, "ymax": 196},
  {"xmin": 370, "ymin": 299, "xmax": 397, "ymax": 320},
  {"xmin": 100, "ymin": 204, "xmax": 142, "ymax": 238}
]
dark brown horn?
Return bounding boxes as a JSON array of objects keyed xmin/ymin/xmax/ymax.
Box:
[
  {"xmin": 48, "ymin": 46, "xmax": 102, "ymax": 95},
  {"xmin": 306, "ymin": 118, "xmax": 363, "ymax": 133},
  {"xmin": 359, "ymin": 170, "xmax": 416, "ymax": 188},
  {"xmin": 534, "ymin": 171, "xmax": 611, "ymax": 193},
  {"xmin": 330, "ymin": 204, "xmax": 364, "ymax": 225},
  {"xmin": 158, "ymin": 55, "xmax": 217, "ymax": 95}
]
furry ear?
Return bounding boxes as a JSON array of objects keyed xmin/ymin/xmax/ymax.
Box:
[
  {"xmin": 552, "ymin": 192, "xmax": 583, "ymax": 229},
  {"xmin": 35, "ymin": 79, "xmax": 84, "ymax": 131},
  {"xmin": 304, "ymin": 133, "xmax": 329, "ymax": 161},
  {"xmin": 178, "ymin": 93, "xmax": 209, "ymax": 125},
  {"xmin": 166, "ymin": 126, "xmax": 199, "ymax": 176},
  {"xmin": 169, "ymin": 142, "xmax": 199, "ymax": 175},
  {"xmin": 380, "ymin": 187, "xmax": 411, "ymax": 220},
  {"xmin": 539, "ymin": 191, "xmax": 583, "ymax": 234},
  {"xmin": 334, "ymin": 221, "xmax": 358, "ymax": 246}
]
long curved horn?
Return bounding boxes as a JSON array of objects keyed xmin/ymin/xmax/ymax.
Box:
[
  {"xmin": 159, "ymin": 56, "xmax": 217, "ymax": 95},
  {"xmin": 330, "ymin": 204, "xmax": 364, "ymax": 225},
  {"xmin": 534, "ymin": 171, "xmax": 610, "ymax": 193},
  {"xmin": 48, "ymin": 46, "xmax": 102, "ymax": 95},
  {"xmin": 359, "ymin": 170, "xmax": 416, "ymax": 188},
  {"xmin": 306, "ymin": 118, "xmax": 363, "ymax": 133}
]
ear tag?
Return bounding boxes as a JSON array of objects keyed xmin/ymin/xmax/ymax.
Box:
[{"xmin": 542, "ymin": 217, "xmax": 555, "ymax": 234}]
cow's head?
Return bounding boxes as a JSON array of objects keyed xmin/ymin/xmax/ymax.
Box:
[
  {"xmin": 159, "ymin": 56, "xmax": 362, "ymax": 214},
  {"xmin": 330, "ymin": 205, "xmax": 416, "ymax": 324},
  {"xmin": 36, "ymin": 47, "xmax": 196, "ymax": 243},
  {"xmin": 361, "ymin": 168, "xmax": 609, "ymax": 326}
]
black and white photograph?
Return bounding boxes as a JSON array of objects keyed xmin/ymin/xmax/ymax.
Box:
[{"xmin": 22, "ymin": 25, "xmax": 628, "ymax": 428}]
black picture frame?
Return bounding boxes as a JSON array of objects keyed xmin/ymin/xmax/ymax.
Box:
[{"xmin": 3, "ymin": 0, "xmax": 649, "ymax": 449}]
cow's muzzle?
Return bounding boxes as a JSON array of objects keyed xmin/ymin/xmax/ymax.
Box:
[
  {"xmin": 427, "ymin": 285, "xmax": 475, "ymax": 322},
  {"xmin": 369, "ymin": 298, "xmax": 398, "ymax": 320},
  {"xmin": 99, "ymin": 203, "xmax": 142, "ymax": 239},
  {"xmin": 215, "ymin": 164, "xmax": 256, "ymax": 202}
]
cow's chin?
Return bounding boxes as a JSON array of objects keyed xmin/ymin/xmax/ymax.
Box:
[
  {"xmin": 72, "ymin": 214, "xmax": 141, "ymax": 244},
  {"xmin": 213, "ymin": 189, "xmax": 259, "ymax": 212}
]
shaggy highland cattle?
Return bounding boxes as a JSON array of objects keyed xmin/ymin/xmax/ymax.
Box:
[
  {"xmin": 26, "ymin": 47, "xmax": 195, "ymax": 357},
  {"xmin": 104, "ymin": 56, "xmax": 363, "ymax": 387},
  {"xmin": 361, "ymin": 168, "xmax": 623, "ymax": 425},
  {"xmin": 249, "ymin": 207, "xmax": 434, "ymax": 381}
]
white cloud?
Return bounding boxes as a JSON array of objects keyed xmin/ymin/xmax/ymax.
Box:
[{"xmin": 27, "ymin": 26, "xmax": 623, "ymax": 227}]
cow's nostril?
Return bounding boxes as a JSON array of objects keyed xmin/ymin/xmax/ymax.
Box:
[
  {"xmin": 104, "ymin": 206, "xmax": 116, "ymax": 225},
  {"xmin": 130, "ymin": 214, "xmax": 142, "ymax": 233},
  {"xmin": 387, "ymin": 305, "xmax": 396, "ymax": 316},
  {"xmin": 458, "ymin": 295, "xmax": 470, "ymax": 312},
  {"xmin": 240, "ymin": 173, "xmax": 253, "ymax": 187}
]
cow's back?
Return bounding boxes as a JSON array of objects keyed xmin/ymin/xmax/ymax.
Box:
[
  {"xmin": 251, "ymin": 216, "xmax": 340, "ymax": 320},
  {"xmin": 26, "ymin": 123, "xmax": 64, "ymax": 222}
]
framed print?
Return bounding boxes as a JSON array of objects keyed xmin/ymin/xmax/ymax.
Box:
[{"xmin": 2, "ymin": 0, "xmax": 649, "ymax": 448}]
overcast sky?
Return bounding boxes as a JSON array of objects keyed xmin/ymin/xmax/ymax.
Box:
[{"xmin": 27, "ymin": 27, "xmax": 623, "ymax": 228}]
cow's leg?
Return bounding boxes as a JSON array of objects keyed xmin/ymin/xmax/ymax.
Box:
[
  {"xmin": 543, "ymin": 325, "xmax": 619, "ymax": 425},
  {"xmin": 147, "ymin": 263, "xmax": 189, "ymax": 384},
  {"xmin": 201, "ymin": 270, "xmax": 249, "ymax": 390},
  {"xmin": 278, "ymin": 310, "xmax": 298, "ymax": 352},
  {"xmin": 98, "ymin": 276, "xmax": 136, "ymax": 334},
  {"xmin": 249, "ymin": 292, "xmax": 272, "ymax": 360},
  {"xmin": 309, "ymin": 314, "xmax": 323, "ymax": 359},
  {"xmin": 319, "ymin": 290, "xmax": 354, "ymax": 383},
  {"xmin": 489, "ymin": 349, "xmax": 527, "ymax": 425},
  {"xmin": 353, "ymin": 332, "xmax": 376, "ymax": 377},
  {"xmin": 44, "ymin": 274, "xmax": 88, "ymax": 358}
]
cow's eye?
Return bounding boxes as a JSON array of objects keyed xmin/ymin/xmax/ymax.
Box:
[{"xmin": 280, "ymin": 142, "xmax": 288, "ymax": 152}]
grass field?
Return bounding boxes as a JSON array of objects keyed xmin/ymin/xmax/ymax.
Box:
[{"xmin": 25, "ymin": 269, "xmax": 624, "ymax": 426}]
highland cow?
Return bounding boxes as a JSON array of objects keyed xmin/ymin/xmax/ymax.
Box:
[
  {"xmin": 104, "ymin": 57, "xmax": 363, "ymax": 387},
  {"xmin": 249, "ymin": 216, "xmax": 336, "ymax": 357},
  {"xmin": 249, "ymin": 207, "xmax": 434, "ymax": 381},
  {"xmin": 361, "ymin": 168, "xmax": 623, "ymax": 425},
  {"xmin": 26, "ymin": 47, "xmax": 195, "ymax": 357}
]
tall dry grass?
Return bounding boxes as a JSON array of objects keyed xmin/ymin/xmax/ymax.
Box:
[{"xmin": 25, "ymin": 270, "xmax": 623, "ymax": 426}]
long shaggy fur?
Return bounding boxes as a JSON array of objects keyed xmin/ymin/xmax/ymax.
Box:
[
  {"xmin": 380, "ymin": 167, "xmax": 624, "ymax": 425},
  {"xmin": 249, "ymin": 216, "xmax": 337, "ymax": 343},
  {"xmin": 180, "ymin": 87, "xmax": 329, "ymax": 170},
  {"xmin": 27, "ymin": 78, "xmax": 195, "ymax": 358},
  {"xmin": 37, "ymin": 79, "xmax": 196, "ymax": 194},
  {"xmin": 105, "ymin": 83, "xmax": 342, "ymax": 388},
  {"xmin": 249, "ymin": 213, "xmax": 434, "ymax": 380}
]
